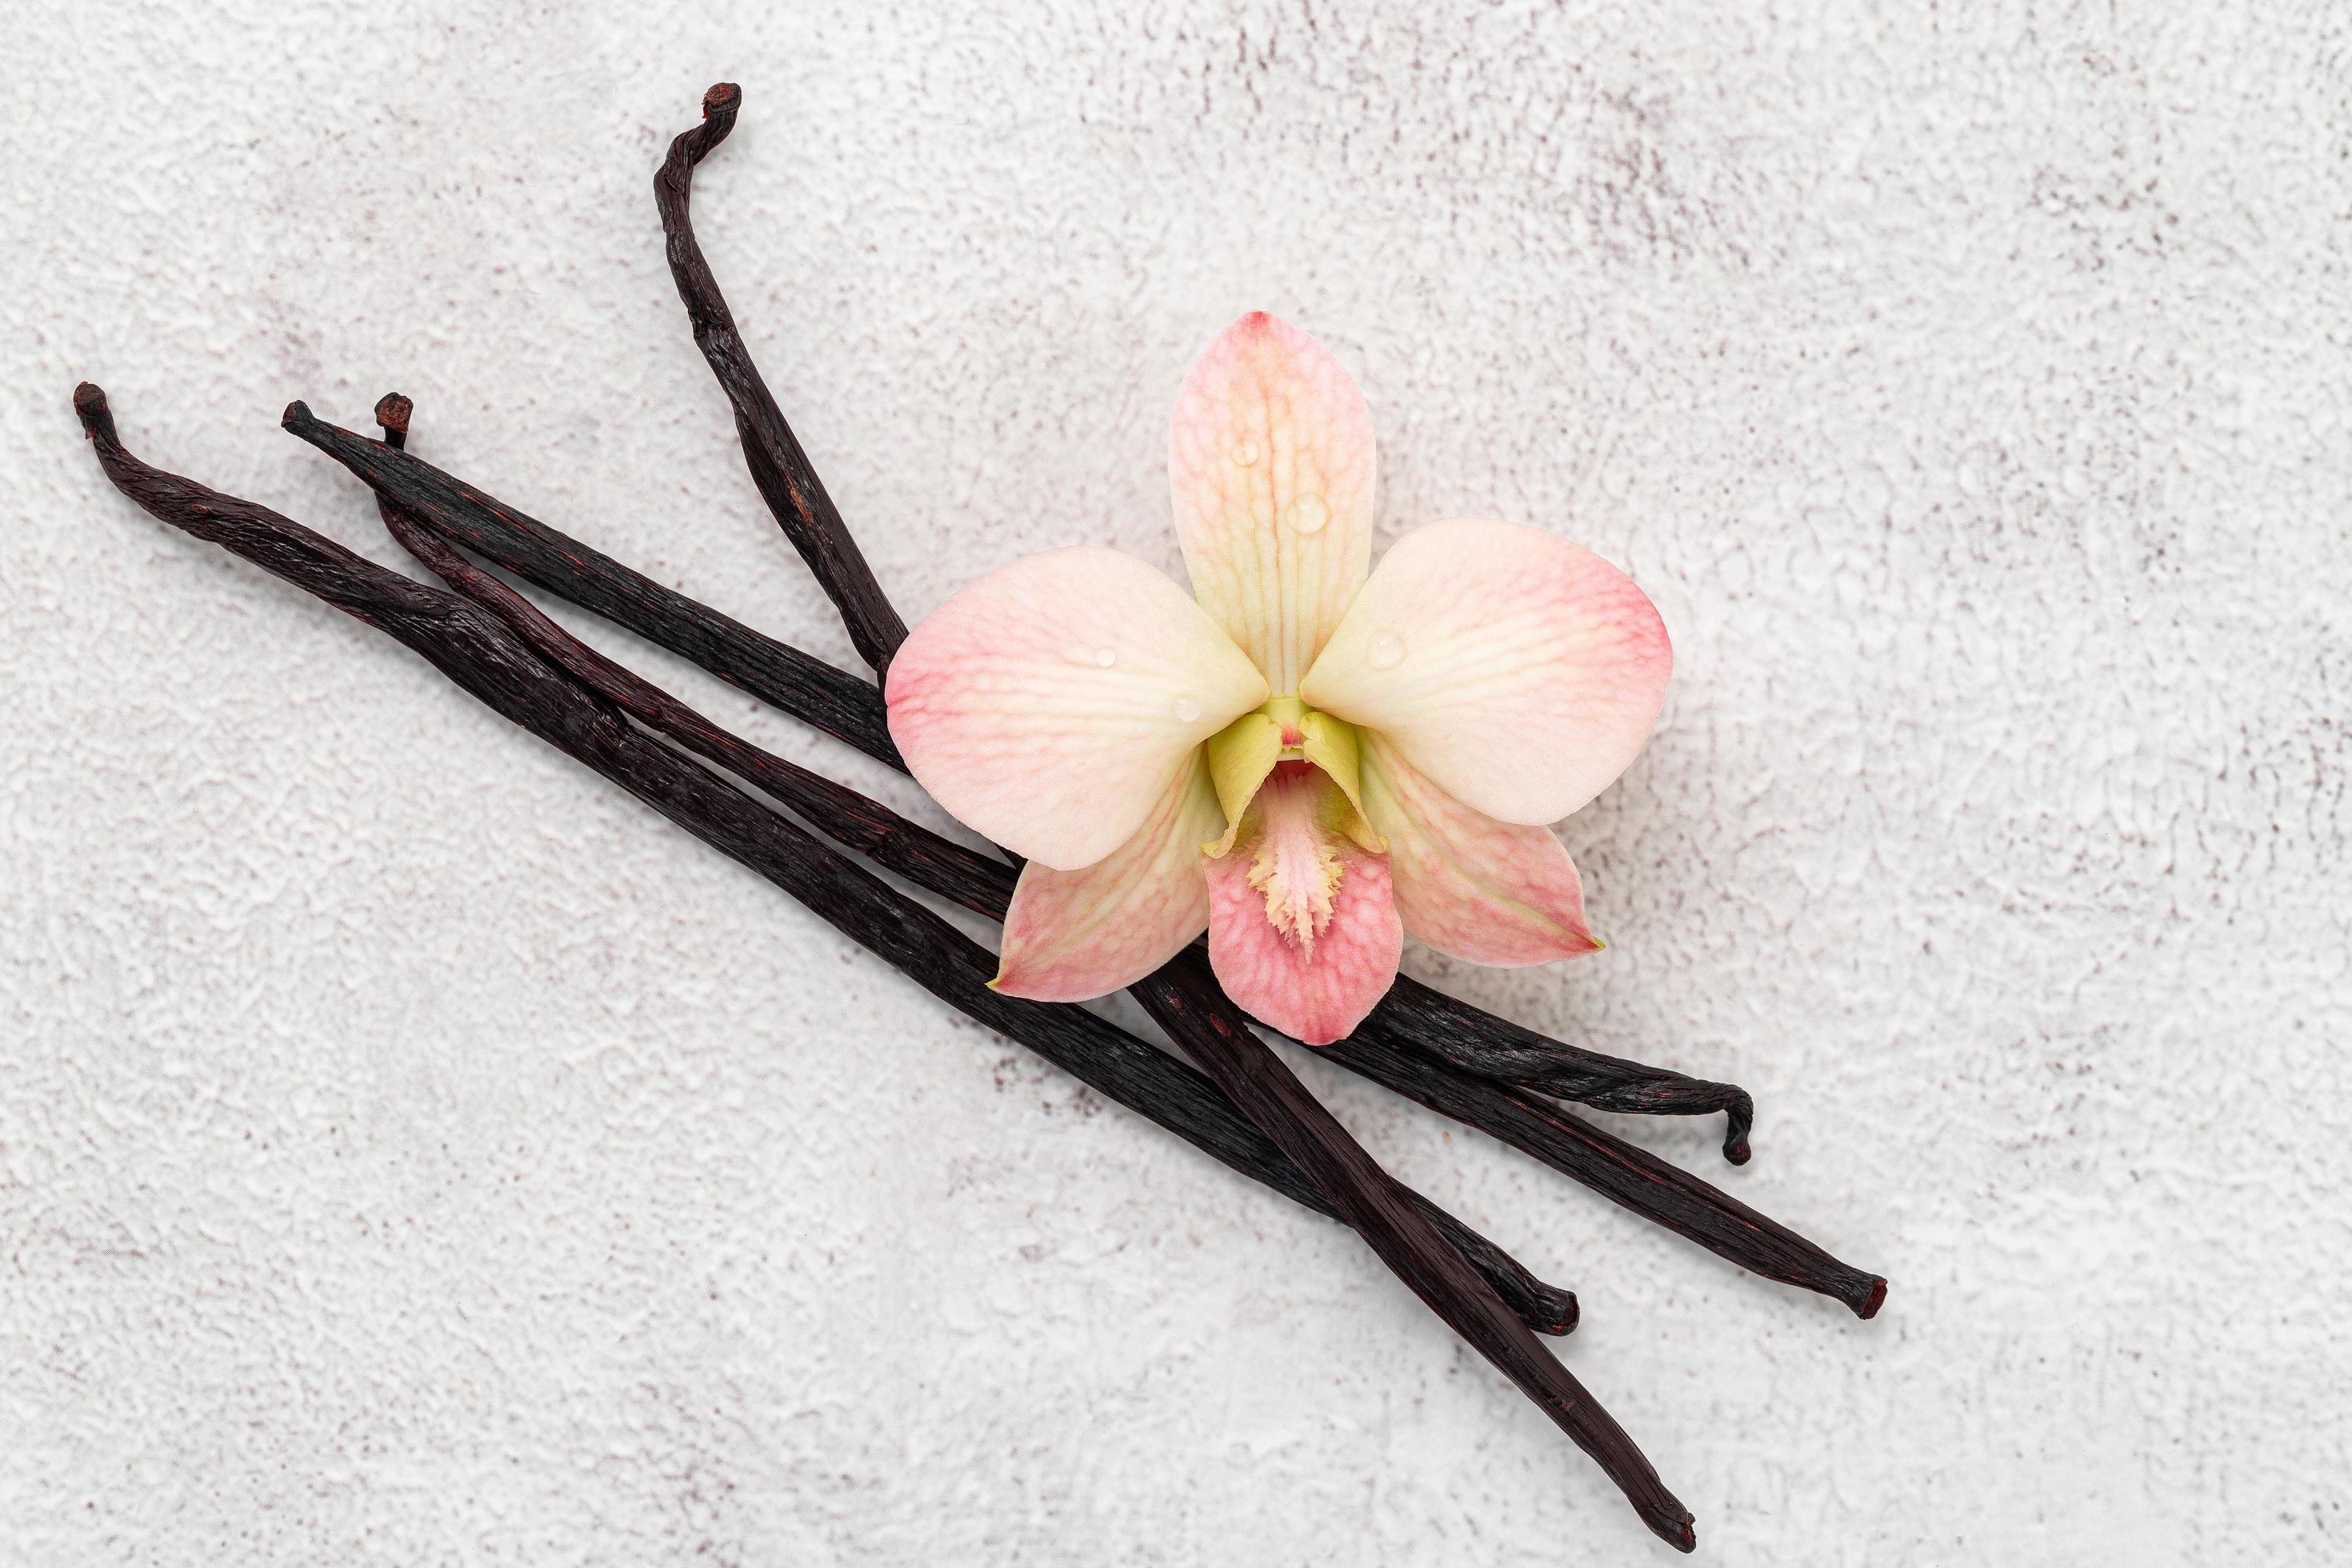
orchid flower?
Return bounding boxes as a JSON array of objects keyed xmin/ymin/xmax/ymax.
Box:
[{"xmin": 885, "ymin": 314, "xmax": 1671, "ymax": 1044}]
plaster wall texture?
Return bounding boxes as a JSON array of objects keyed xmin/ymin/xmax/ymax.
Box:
[{"xmin": 3, "ymin": 2, "xmax": 2348, "ymax": 1562}]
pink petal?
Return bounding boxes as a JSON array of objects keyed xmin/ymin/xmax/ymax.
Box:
[
  {"xmin": 1358, "ymin": 733, "xmax": 1601, "ymax": 966},
  {"xmin": 1204, "ymin": 767, "xmax": 1402, "ymax": 1045},
  {"xmin": 1170, "ymin": 312, "xmax": 1377, "ymax": 694},
  {"xmin": 993, "ymin": 757, "xmax": 1223, "ymax": 1002},
  {"xmin": 1299, "ymin": 519, "xmax": 1671, "ymax": 826},
  {"xmin": 886, "ymin": 547, "xmax": 1268, "ymax": 869}
]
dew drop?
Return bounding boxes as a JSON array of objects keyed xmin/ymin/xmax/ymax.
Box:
[
  {"xmin": 1094, "ymin": 647, "xmax": 1118, "ymax": 668},
  {"xmin": 1286, "ymin": 494, "xmax": 1330, "ymax": 534},
  {"xmin": 1230, "ymin": 439, "xmax": 1262, "ymax": 466},
  {"xmin": 1367, "ymin": 630, "xmax": 1406, "ymax": 670},
  {"xmin": 1172, "ymin": 695, "xmax": 1202, "ymax": 723}
]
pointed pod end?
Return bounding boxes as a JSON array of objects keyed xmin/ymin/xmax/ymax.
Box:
[{"xmin": 281, "ymin": 400, "xmax": 313, "ymax": 431}]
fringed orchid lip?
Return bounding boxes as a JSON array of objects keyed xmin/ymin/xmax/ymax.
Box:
[{"xmin": 884, "ymin": 311, "xmax": 1671, "ymax": 1043}]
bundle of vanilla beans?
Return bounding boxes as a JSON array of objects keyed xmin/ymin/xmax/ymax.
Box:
[{"xmin": 74, "ymin": 86, "xmax": 1883, "ymax": 1553}]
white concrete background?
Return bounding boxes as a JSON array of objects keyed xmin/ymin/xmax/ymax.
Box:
[{"xmin": 4, "ymin": 2, "xmax": 2347, "ymax": 1562}]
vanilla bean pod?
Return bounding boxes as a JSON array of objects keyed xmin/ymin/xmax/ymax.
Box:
[
  {"xmin": 655, "ymin": 82, "xmax": 906, "ymax": 674},
  {"xmin": 77, "ymin": 388, "xmax": 1719, "ymax": 1540},
  {"xmin": 270, "ymin": 415, "xmax": 1751, "ymax": 1156},
  {"xmin": 361, "ymin": 391, "xmax": 1576, "ymax": 1338},
  {"xmin": 282, "ymin": 410, "xmax": 1878, "ymax": 1317}
]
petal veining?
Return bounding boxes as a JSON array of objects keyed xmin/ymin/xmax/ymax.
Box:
[
  {"xmin": 1204, "ymin": 763, "xmax": 1402, "ymax": 1044},
  {"xmin": 886, "ymin": 546, "xmax": 1268, "ymax": 869},
  {"xmin": 1300, "ymin": 518, "xmax": 1671, "ymax": 826},
  {"xmin": 1358, "ymin": 732, "xmax": 1601, "ymax": 966},
  {"xmin": 993, "ymin": 755, "xmax": 1224, "ymax": 1002},
  {"xmin": 1170, "ymin": 312, "xmax": 1377, "ymax": 694}
]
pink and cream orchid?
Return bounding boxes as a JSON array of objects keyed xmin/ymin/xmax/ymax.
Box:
[{"xmin": 886, "ymin": 314, "xmax": 1671, "ymax": 1045}]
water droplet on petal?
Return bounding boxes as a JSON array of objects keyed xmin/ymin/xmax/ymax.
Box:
[
  {"xmin": 1367, "ymin": 630, "xmax": 1406, "ymax": 670},
  {"xmin": 1172, "ymin": 695, "xmax": 1202, "ymax": 723},
  {"xmin": 1286, "ymin": 494, "xmax": 1330, "ymax": 534},
  {"xmin": 1230, "ymin": 439, "xmax": 1261, "ymax": 466},
  {"xmin": 1094, "ymin": 647, "xmax": 1118, "ymax": 668}
]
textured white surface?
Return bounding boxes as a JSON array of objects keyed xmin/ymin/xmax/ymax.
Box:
[{"xmin": 5, "ymin": 3, "xmax": 2349, "ymax": 1562}]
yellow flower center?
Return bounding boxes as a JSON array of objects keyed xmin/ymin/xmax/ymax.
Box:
[{"xmin": 1202, "ymin": 697, "xmax": 1383, "ymax": 859}]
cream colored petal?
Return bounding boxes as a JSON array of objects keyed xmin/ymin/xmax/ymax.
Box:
[
  {"xmin": 1170, "ymin": 312, "xmax": 1376, "ymax": 694},
  {"xmin": 1301, "ymin": 519, "xmax": 1671, "ymax": 826},
  {"xmin": 886, "ymin": 547, "xmax": 1268, "ymax": 869}
]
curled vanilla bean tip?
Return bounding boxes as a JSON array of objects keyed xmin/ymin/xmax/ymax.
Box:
[
  {"xmin": 73, "ymin": 382, "xmax": 116, "ymax": 442},
  {"xmin": 281, "ymin": 399, "xmax": 313, "ymax": 430},
  {"xmin": 1370, "ymin": 975, "xmax": 1758, "ymax": 1166},
  {"xmin": 1724, "ymin": 1098, "xmax": 1754, "ymax": 1165},
  {"xmin": 677, "ymin": 83, "xmax": 741, "ymax": 166},
  {"xmin": 374, "ymin": 393, "xmax": 413, "ymax": 438}
]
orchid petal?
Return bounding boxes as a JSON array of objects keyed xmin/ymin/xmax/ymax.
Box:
[
  {"xmin": 1300, "ymin": 519, "xmax": 1671, "ymax": 826},
  {"xmin": 1358, "ymin": 732, "xmax": 1601, "ymax": 966},
  {"xmin": 992, "ymin": 756, "xmax": 1223, "ymax": 1002},
  {"xmin": 1170, "ymin": 313, "xmax": 1377, "ymax": 694},
  {"xmin": 886, "ymin": 546, "xmax": 1268, "ymax": 869},
  {"xmin": 1204, "ymin": 766, "xmax": 1402, "ymax": 1044}
]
